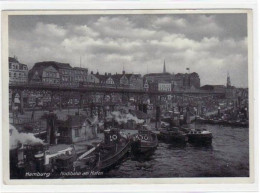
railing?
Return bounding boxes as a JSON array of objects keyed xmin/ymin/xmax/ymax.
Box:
[{"xmin": 9, "ymin": 82, "xmax": 226, "ymax": 95}]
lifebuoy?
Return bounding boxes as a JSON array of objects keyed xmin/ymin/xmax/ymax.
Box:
[
  {"xmin": 143, "ymin": 135, "xmax": 149, "ymax": 141},
  {"xmin": 112, "ymin": 134, "xmax": 118, "ymax": 140}
]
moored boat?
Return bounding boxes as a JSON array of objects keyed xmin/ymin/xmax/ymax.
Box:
[
  {"xmin": 94, "ymin": 128, "xmax": 131, "ymax": 171},
  {"xmin": 186, "ymin": 129, "xmax": 212, "ymax": 144},
  {"xmin": 131, "ymin": 125, "xmax": 158, "ymax": 155},
  {"xmin": 158, "ymin": 127, "xmax": 188, "ymax": 144},
  {"xmin": 73, "ymin": 145, "xmax": 100, "ymax": 174}
]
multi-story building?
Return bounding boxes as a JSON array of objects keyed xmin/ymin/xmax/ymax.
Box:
[
  {"xmin": 144, "ymin": 61, "xmax": 174, "ymax": 92},
  {"xmin": 174, "ymin": 72, "xmax": 200, "ymax": 89},
  {"xmin": 29, "ymin": 61, "xmax": 71, "ymax": 85},
  {"xmin": 120, "ymin": 71, "xmax": 129, "ymax": 86},
  {"xmin": 144, "ymin": 72, "xmax": 173, "ymax": 84},
  {"xmin": 73, "ymin": 67, "xmax": 88, "ymax": 84},
  {"xmin": 144, "ymin": 62, "xmax": 174, "ymax": 84},
  {"xmin": 189, "ymin": 72, "xmax": 200, "ymax": 88},
  {"xmin": 143, "ymin": 79, "xmax": 149, "ymax": 91},
  {"xmin": 28, "ymin": 64, "xmax": 60, "ymax": 85},
  {"xmin": 128, "ymin": 74, "xmax": 143, "ymax": 90},
  {"xmin": 105, "ymin": 74, "xmax": 115, "ymax": 85},
  {"xmin": 53, "ymin": 62, "xmax": 75, "ymax": 86},
  {"xmin": 9, "ymin": 57, "xmax": 28, "ymax": 83},
  {"xmin": 148, "ymin": 82, "xmax": 158, "ymax": 92},
  {"xmin": 29, "ymin": 61, "xmax": 87, "ymax": 87},
  {"xmin": 94, "ymin": 72, "xmax": 108, "ymax": 85},
  {"xmin": 87, "ymin": 71, "xmax": 101, "ymax": 84}
]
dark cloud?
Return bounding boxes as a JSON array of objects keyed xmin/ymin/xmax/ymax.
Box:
[{"xmin": 9, "ymin": 14, "xmax": 248, "ymax": 87}]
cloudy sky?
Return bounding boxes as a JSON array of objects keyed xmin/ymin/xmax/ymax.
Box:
[{"xmin": 9, "ymin": 14, "xmax": 248, "ymax": 87}]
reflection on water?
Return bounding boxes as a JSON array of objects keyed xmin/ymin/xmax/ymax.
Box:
[{"xmin": 103, "ymin": 123, "xmax": 249, "ymax": 178}]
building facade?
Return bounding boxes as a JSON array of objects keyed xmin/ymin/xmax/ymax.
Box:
[
  {"xmin": 129, "ymin": 74, "xmax": 143, "ymax": 90},
  {"xmin": 120, "ymin": 72, "xmax": 129, "ymax": 86},
  {"xmin": 29, "ymin": 61, "xmax": 75, "ymax": 86},
  {"xmin": 105, "ymin": 76, "xmax": 115, "ymax": 85},
  {"xmin": 174, "ymin": 72, "xmax": 200, "ymax": 89},
  {"xmin": 29, "ymin": 61, "xmax": 90, "ymax": 86},
  {"xmin": 87, "ymin": 71, "xmax": 100, "ymax": 84},
  {"xmin": 73, "ymin": 67, "xmax": 88, "ymax": 84},
  {"xmin": 9, "ymin": 57, "xmax": 28, "ymax": 83},
  {"xmin": 41, "ymin": 66, "xmax": 60, "ymax": 85},
  {"xmin": 158, "ymin": 83, "xmax": 172, "ymax": 92},
  {"xmin": 143, "ymin": 79, "xmax": 149, "ymax": 91},
  {"xmin": 55, "ymin": 62, "xmax": 75, "ymax": 87}
]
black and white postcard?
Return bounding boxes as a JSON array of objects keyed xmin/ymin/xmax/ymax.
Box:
[{"xmin": 1, "ymin": 9, "xmax": 254, "ymax": 185}]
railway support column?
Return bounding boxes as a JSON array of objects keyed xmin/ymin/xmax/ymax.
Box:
[
  {"xmin": 50, "ymin": 91, "xmax": 54, "ymax": 110},
  {"xmin": 79, "ymin": 93, "xmax": 83, "ymax": 109},
  {"xmin": 59, "ymin": 92, "xmax": 62, "ymax": 110},
  {"xmin": 20, "ymin": 90, "xmax": 24, "ymax": 114}
]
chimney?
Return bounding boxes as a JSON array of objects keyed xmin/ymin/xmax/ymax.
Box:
[
  {"xmin": 105, "ymin": 72, "xmax": 107, "ymax": 76},
  {"xmin": 91, "ymin": 71, "xmax": 93, "ymax": 74},
  {"xmin": 123, "ymin": 70, "xmax": 125, "ymax": 74}
]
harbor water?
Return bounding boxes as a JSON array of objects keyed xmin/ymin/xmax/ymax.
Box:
[{"xmin": 104, "ymin": 123, "xmax": 249, "ymax": 178}]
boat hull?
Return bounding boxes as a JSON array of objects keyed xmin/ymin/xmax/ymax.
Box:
[
  {"xmin": 131, "ymin": 140, "xmax": 158, "ymax": 155},
  {"xmin": 158, "ymin": 133, "xmax": 188, "ymax": 144},
  {"xmin": 187, "ymin": 134, "xmax": 212, "ymax": 144},
  {"xmin": 196, "ymin": 118, "xmax": 249, "ymax": 127},
  {"xmin": 95, "ymin": 141, "xmax": 131, "ymax": 172}
]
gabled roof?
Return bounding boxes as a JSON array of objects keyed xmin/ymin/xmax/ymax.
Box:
[
  {"xmin": 94, "ymin": 74, "xmax": 108, "ymax": 82},
  {"xmin": 28, "ymin": 68, "xmax": 42, "ymax": 81},
  {"xmin": 34, "ymin": 61, "xmax": 72, "ymax": 70},
  {"xmin": 29, "ymin": 63, "xmax": 59, "ymax": 81},
  {"xmin": 111, "ymin": 74, "xmax": 122, "ymax": 84},
  {"xmin": 125, "ymin": 73, "xmax": 133, "ymax": 79}
]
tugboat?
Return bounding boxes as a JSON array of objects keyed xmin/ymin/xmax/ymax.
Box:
[
  {"xmin": 158, "ymin": 126, "xmax": 188, "ymax": 144},
  {"xmin": 131, "ymin": 125, "xmax": 158, "ymax": 155},
  {"xmin": 94, "ymin": 128, "xmax": 131, "ymax": 172},
  {"xmin": 181, "ymin": 128, "xmax": 212, "ymax": 145}
]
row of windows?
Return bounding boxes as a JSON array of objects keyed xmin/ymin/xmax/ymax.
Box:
[
  {"xmin": 42, "ymin": 78, "xmax": 59, "ymax": 84},
  {"xmin": 9, "ymin": 63, "xmax": 28, "ymax": 70},
  {"xmin": 74, "ymin": 71, "xmax": 87, "ymax": 75},
  {"xmin": 44, "ymin": 72, "xmax": 59, "ymax": 78},
  {"xmin": 75, "ymin": 76, "xmax": 87, "ymax": 80},
  {"xmin": 159, "ymin": 88, "xmax": 171, "ymax": 91},
  {"xmin": 9, "ymin": 72, "xmax": 27, "ymax": 78},
  {"xmin": 61, "ymin": 69, "xmax": 86, "ymax": 75}
]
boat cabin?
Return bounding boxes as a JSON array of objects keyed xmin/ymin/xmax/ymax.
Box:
[
  {"xmin": 44, "ymin": 144, "xmax": 76, "ymax": 172},
  {"xmin": 56, "ymin": 115, "xmax": 97, "ymax": 144}
]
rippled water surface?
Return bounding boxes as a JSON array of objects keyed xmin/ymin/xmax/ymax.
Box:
[{"xmin": 104, "ymin": 123, "xmax": 249, "ymax": 178}]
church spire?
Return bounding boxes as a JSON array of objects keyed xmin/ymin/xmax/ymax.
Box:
[
  {"xmin": 163, "ymin": 59, "xmax": 166, "ymax": 73},
  {"xmin": 227, "ymin": 72, "xmax": 231, "ymax": 88}
]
